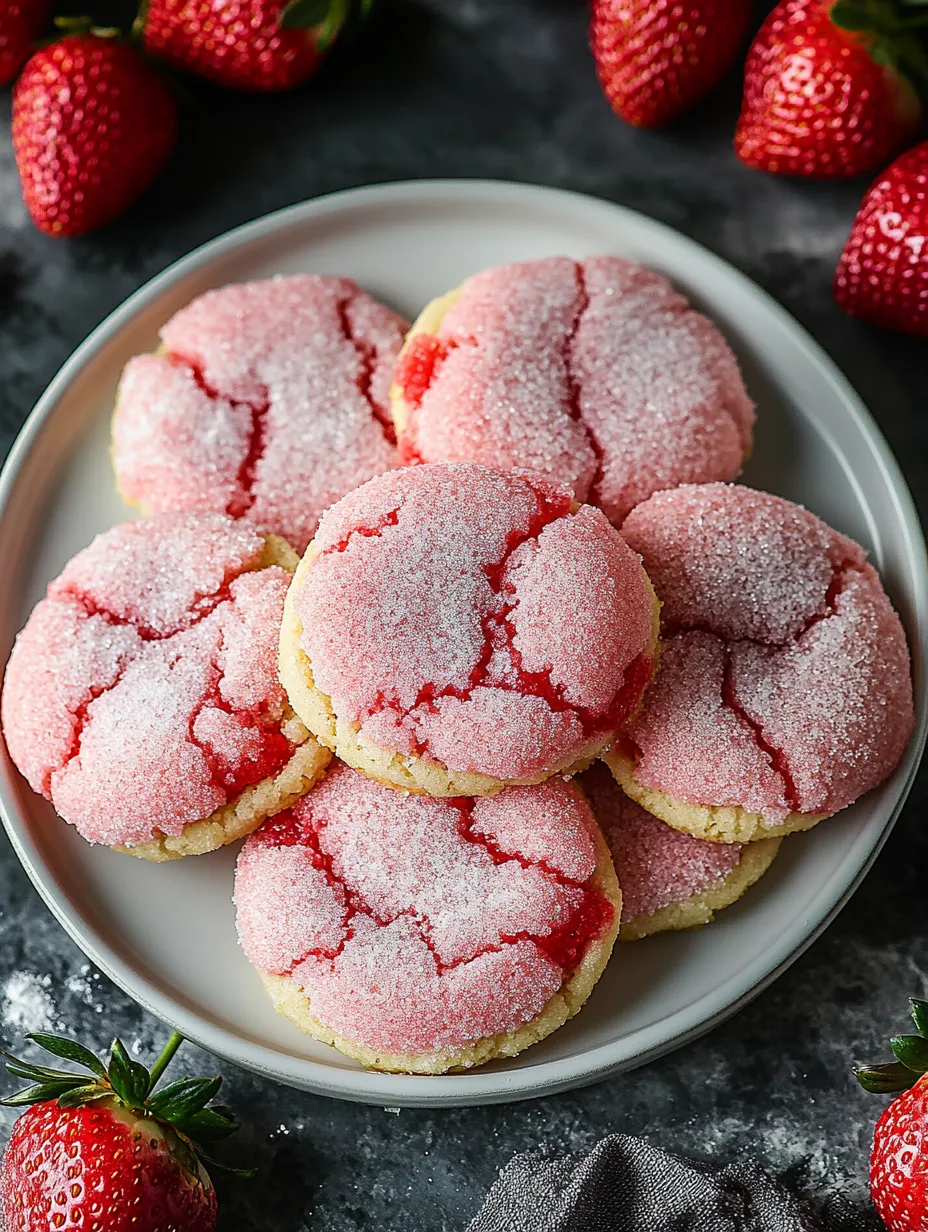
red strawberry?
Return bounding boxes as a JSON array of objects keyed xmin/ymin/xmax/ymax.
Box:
[
  {"xmin": 12, "ymin": 34, "xmax": 177, "ymax": 238},
  {"xmin": 735, "ymin": 1, "xmax": 925, "ymax": 179},
  {"xmin": 138, "ymin": 0, "xmax": 366, "ymax": 92},
  {"xmin": 856, "ymin": 997, "xmax": 928, "ymax": 1231},
  {"xmin": 0, "ymin": 0, "xmax": 48, "ymax": 85},
  {"xmin": 834, "ymin": 141, "xmax": 928, "ymax": 336},
  {"xmin": 589, "ymin": 0, "xmax": 752, "ymax": 129},
  {"xmin": 0, "ymin": 1030, "xmax": 243, "ymax": 1231}
]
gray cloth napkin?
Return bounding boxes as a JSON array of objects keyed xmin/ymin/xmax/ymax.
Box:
[{"xmin": 467, "ymin": 1134, "xmax": 878, "ymax": 1232}]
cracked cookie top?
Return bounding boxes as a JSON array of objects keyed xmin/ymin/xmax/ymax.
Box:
[
  {"xmin": 234, "ymin": 761, "xmax": 615, "ymax": 1057},
  {"xmin": 620, "ymin": 484, "xmax": 915, "ymax": 822},
  {"xmin": 289, "ymin": 463, "xmax": 658, "ymax": 783},
  {"xmin": 1, "ymin": 513, "xmax": 299, "ymax": 847},
  {"xmin": 112, "ymin": 275, "xmax": 407, "ymax": 552},
  {"xmin": 580, "ymin": 762, "xmax": 740, "ymax": 923},
  {"xmin": 390, "ymin": 256, "xmax": 754, "ymax": 525}
]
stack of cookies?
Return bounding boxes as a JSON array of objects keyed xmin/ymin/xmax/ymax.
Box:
[{"xmin": 1, "ymin": 258, "xmax": 914, "ymax": 1074}]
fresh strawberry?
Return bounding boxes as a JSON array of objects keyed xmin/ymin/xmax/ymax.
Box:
[
  {"xmin": 12, "ymin": 34, "xmax": 177, "ymax": 237},
  {"xmin": 138, "ymin": 0, "xmax": 368, "ymax": 92},
  {"xmin": 735, "ymin": 1, "xmax": 926, "ymax": 179},
  {"xmin": 834, "ymin": 141, "xmax": 928, "ymax": 336},
  {"xmin": 856, "ymin": 997, "xmax": 928, "ymax": 1231},
  {"xmin": 0, "ymin": 0, "xmax": 48, "ymax": 85},
  {"xmin": 0, "ymin": 1030, "xmax": 244, "ymax": 1231},
  {"xmin": 589, "ymin": 0, "xmax": 752, "ymax": 129}
]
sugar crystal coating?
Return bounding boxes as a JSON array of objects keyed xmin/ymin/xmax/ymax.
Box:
[
  {"xmin": 621, "ymin": 484, "xmax": 914, "ymax": 821},
  {"xmin": 1, "ymin": 513, "xmax": 295, "ymax": 846},
  {"xmin": 394, "ymin": 256, "xmax": 754, "ymax": 524},
  {"xmin": 234, "ymin": 763, "xmax": 612, "ymax": 1055},
  {"xmin": 113, "ymin": 275, "xmax": 407, "ymax": 551},
  {"xmin": 580, "ymin": 762, "xmax": 740, "ymax": 921},
  {"xmin": 294, "ymin": 462, "xmax": 656, "ymax": 780},
  {"xmin": 623, "ymin": 483, "xmax": 866, "ymax": 643},
  {"xmin": 627, "ymin": 631, "xmax": 792, "ymax": 820}
]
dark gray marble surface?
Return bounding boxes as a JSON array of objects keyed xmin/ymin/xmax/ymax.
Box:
[{"xmin": 0, "ymin": 1, "xmax": 925, "ymax": 1227}]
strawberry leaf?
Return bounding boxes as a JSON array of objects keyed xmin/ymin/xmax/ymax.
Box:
[
  {"xmin": 198, "ymin": 1149, "xmax": 258, "ymax": 1179},
  {"xmin": 56, "ymin": 1085, "xmax": 109, "ymax": 1109},
  {"xmin": 132, "ymin": 0, "xmax": 151, "ymax": 39},
  {"xmin": 911, "ymin": 998, "xmax": 928, "ymax": 1037},
  {"xmin": 175, "ymin": 1105, "xmax": 239, "ymax": 1145},
  {"xmin": 0, "ymin": 1078, "xmax": 91, "ymax": 1106},
  {"xmin": 279, "ymin": 0, "xmax": 358, "ymax": 47},
  {"xmin": 53, "ymin": 14, "xmax": 94, "ymax": 33},
  {"xmin": 29, "ymin": 1033, "xmax": 107, "ymax": 1078},
  {"xmin": 316, "ymin": 0, "xmax": 348, "ymax": 48},
  {"xmin": 855, "ymin": 1061, "xmax": 920, "ymax": 1094},
  {"xmin": 148, "ymin": 1076, "xmax": 223, "ymax": 1122},
  {"xmin": 108, "ymin": 1039, "xmax": 151, "ymax": 1109},
  {"xmin": 279, "ymin": 0, "xmax": 329, "ymax": 29},
  {"xmin": 831, "ymin": 1, "xmax": 879, "ymax": 30},
  {"xmin": 1, "ymin": 1055, "xmax": 80, "ymax": 1083},
  {"xmin": 890, "ymin": 1034, "xmax": 928, "ymax": 1072}
]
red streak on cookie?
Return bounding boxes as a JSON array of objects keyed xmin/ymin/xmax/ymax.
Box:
[
  {"xmin": 396, "ymin": 334, "xmax": 452, "ymax": 411},
  {"xmin": 235, "ymin": 765, "xmax": 614, "ymax": 1055},
  {"xmin": 112, "ymin": 276, "xmax": 408, "ymax": 552},
  {"xmin": 295, "ymin": 463, "xmax": 656, "ymax": 781},
  {"xmin": 1, "ymin": 514, "xmax": 296, "ymax": 847},
  {"xmin": 393, "ymin": 256, "xmax": 754, "ymax": 524},
  {"xmin": 621, "ymin": 484, "xmax": 914, "ymax": 821},
  {"xmin": 525, "ymin": 889, "xmax": 614, "ymax": 972}
]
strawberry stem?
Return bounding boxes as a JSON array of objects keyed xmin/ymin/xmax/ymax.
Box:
[{"xmin": 147, "ymin": 1031, "xmax": 184, "ymax": 1092}]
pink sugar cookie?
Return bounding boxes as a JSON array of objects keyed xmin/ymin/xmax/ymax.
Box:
[
  {"xmin": 611, "ymin": 484, "xmax": 914, "ymax": 843},
  {"xmin": 1, "ymin": 513, "xmax": 329, "ymax": 859},
  {"xmin": 580, "ymin": 762, "xmax": 779, "ymax": 939},
  {"xmin": 112, "ymin": 275, "xmax": 408, "ymax": 552},
  {"xmin": 279, "ymin": 462, "xmax": 660, "ymax": 796},
  {"xmin": 234, "ymin": 761, "xmax": 620, "ymax": 1072},
  {"xmin": 390, "ymin": 256, "xmax": 754, "ymax": 525}
]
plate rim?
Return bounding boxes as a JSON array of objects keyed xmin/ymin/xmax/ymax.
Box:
[{"xmin": 1, "ymin": 178, "xmax": 925, "ymax": 1107}]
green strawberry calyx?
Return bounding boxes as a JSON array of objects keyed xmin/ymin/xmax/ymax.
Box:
[
  {"xmin": 278, "ymin": 0, "xmax": 374, "ymax": 52},
  {"xmin": 830, "ymin": 0, "xmax": 928, "ymax": 104},
  {"xmin": 51, "ymin": 16, "xmax": 123, "ymax": 38},
  {"xmin": 856, "ymin": 998, "xmax": 928, "ymax": 1094},
  {"xmin": 0, "ymin": 1030, "xmax": 251, "ymax": 1180}
]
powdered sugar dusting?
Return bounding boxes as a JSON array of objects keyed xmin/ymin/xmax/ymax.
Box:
[
  {"xmin": 296, "ymin": 463, "xmax": 655, "ymax": 780},
  {"xmin": 622, "ymin": 484, "xmax": 914, "ymax": 820},
  {"xmin": 234, "ymin": 763, "xmax": 612, "ymax": 1054},
  {"xmin": 581, "ymin": 762, "xmax": 740, "ymax": 921},
  {"xmin": 2, "ymin": 971, "xmax": 57, "ymax": 1034},
  {"xmin": 113, "ymin": 275, "xmax": 407, "ymax": 552},
  {"xmin": 1, "ymin": 513, "xmax": 296, "ymax": 846},
  {"xmin": 394, "ymin": 256, "xmax": 753, "ymax": 524}
]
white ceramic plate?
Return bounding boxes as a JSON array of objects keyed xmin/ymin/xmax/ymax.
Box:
[{"xmin": 0, "ymin": 181, "xmax": 925, "ymax": 1107}]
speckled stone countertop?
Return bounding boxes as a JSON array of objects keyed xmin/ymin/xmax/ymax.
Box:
[{"xmin": 0, "ymin": 2, "xmax": 925, "ymax": 1227}]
